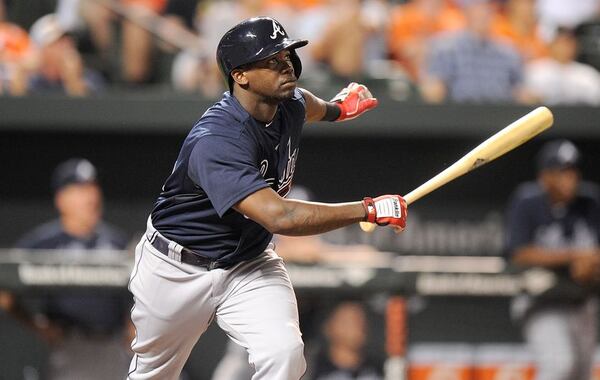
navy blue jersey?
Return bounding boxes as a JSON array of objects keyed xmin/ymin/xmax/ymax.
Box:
[
  {"xmin": 505, "ymin": 181, "xmax": 600, "ymax": 255},
  {"xmin": 151, "ymin": 89, "xmax": 306, "ymax": 264},
  {"xmin": 16, "ymin": 220, "xmax": 128, "ymax": 250},
  {"xmin": 14, "ymin": 219, "xmax": 129, "ymax": 334}
]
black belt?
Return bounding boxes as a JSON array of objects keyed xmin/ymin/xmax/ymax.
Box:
[{"xmin": 147, "ymin": 232, "xmax": 232, "ymax": 270}]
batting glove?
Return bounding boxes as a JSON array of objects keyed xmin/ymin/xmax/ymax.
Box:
[
  {"xmin": 362, "ymin": 195, "xmax": 407, "ymax": 228},
  {"xmin": 331, "ymin": 82, "xmax": 378, "ymax": 121}
]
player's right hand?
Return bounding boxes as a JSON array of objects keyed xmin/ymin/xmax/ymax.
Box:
[
  {"xmin": 570, "ymin": 252, "xmax": 600, "ymax": 286},
  {"xmin": 331, "ymin": 82, "xmax": 378, "ymax": 121},
  {"xmin": 362, "ymin": 195, "xmax": 407, "ymax": 229}
]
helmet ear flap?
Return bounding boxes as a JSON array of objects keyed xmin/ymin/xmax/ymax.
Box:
[{"xmin": 290, "ymin": 50, "xmax": 302, "ymax": 79}]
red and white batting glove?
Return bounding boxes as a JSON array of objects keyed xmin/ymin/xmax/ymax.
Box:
[
  {"xmin": 331, "ymin": 82, "xmax": 378, "ymax": 121},
  {"xmin": 362, "ymin": 195, "xmax": 407, "ymax": 229}
]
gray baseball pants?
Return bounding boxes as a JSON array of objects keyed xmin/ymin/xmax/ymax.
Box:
[
  {"xmin": 524, "ymin": 298, "xmax": 597, "ymax": 380},
  {"xmin": 127, "ymin": 222, "xmax": 306, "ymax": 380}
]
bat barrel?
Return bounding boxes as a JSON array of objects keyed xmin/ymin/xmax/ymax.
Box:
[{"xmin": 403, "ymin": 106, "xmax": 553, "ymax": 205}]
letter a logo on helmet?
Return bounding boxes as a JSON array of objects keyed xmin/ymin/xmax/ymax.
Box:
[
  {"xmin": 216, "ymin": 17, "xmax": 309, "ymax": 93},
  {"xmin": 270, "ymin": 19, "xmax": 285, "ymax": 40}
]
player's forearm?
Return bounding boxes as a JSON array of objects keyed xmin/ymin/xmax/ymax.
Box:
[
  {"xmin": 264, "ymin": 199, "xmax": 366, "ymax": 236},
  {"xmin": 248, "ymin": 199, "xmax": 366, "ymax": 236},
  {"xmin": 512, "ymin": 246, "xmax": 579, "ymax": 268}
]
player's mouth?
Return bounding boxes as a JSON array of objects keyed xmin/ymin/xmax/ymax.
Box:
[{"xmin": 281, "ymin": 78, "xmax": 297, "ymax": 88}]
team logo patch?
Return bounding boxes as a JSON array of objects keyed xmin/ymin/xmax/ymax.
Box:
[{"xmin": 270, "ymin": 20, "xmax": 285, "ymax": 40}]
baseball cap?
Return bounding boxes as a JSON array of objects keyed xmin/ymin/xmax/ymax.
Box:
[
  {"xmin": 536, "ymin": 140, "xmax": 580, "ymax": 172},
  {"xmin": 51, "ymin": 158, "xmax": 98, "ymax": 192},
  {"xmin": 29, "ymin": 14, "xmax": 66, "ymax": 47}
]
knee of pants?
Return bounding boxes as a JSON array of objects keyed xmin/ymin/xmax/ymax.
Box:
[{"xmin": 253, "ymin": 340, "xmax": 306, "ymax": 372}]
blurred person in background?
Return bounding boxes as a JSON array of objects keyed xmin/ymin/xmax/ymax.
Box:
[
  {"xmin": 27, "ymin": 13, "xmax": 104, "ymax": 96},
  {"xmin": 505, "ymin": 140, "xmax": 600, "ymax": 380},
  {"xmin": 524, "ymin": 27, "xmax": 600, "ymax": 106},
  {"xmin": 387, "ymin": 0, "xmax": 465, "ymax": 82},
  {"xmin": 306, "ymin": 301, "xmax": 383, "ymax": 380},
  {"xmin": 12, "ymin": 158, "xmax": 132, "ymax": 379},
  {"xmin": 0, "ymin": 20, "xmax": 34, "ymax": 95},
  {"xmin": 77, "ymin": 0, "xmax": 167, "ymax": 85},
  {"xmin": 491, "ymin": 0, "xmax": 548, "ymax": 61},
  {"xmin": 309, "ymin": 0, "xmax": 389, "ymax": 83},
  {"xmin": 536, "ymin": 0, "xmax": 600, "ymax": 41},
  {"xmin": 419, "ymin": 0, "xmax": 533, "ymax": 104},
  {"xmin": 574, "ymin": 6, "xmax": 600, "ymax": 74}
]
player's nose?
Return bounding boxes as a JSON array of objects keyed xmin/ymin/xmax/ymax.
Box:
[{"xmin": 281, "ymin": 60, "xmax": 294, "ymax": 75}]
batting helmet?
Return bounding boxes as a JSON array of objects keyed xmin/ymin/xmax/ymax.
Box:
[{"xmin": 216, "ymin": 17, "xmax": 308, "ymax": 93}]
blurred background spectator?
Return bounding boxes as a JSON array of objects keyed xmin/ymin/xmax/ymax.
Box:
[
  {"xmin": 0, "ymin": 20, "xmax": 33, "ymax": 95},
  {"xmin": 306, "ymin": 301, "xmax": 383, "ymax": 380},
  {"xmin": 536, "ymin": 0, "xmax": 600, "ymax": 40},
  {"xmin": 80, "ymin": 0, "xmax": 168, "ymax": 85},
  {"xmin": 574, "ymin": 5, "xmax": 600, "ymax": 73},
  {"xmin": 0, "ymin": 0, "xmax": 598, "ymax": 102},
  {"xmin": 27, "ymin": 13, "xmax": 105, "ymax": 95},
  {"xmin": 419, "ymin": 0, "xmax": 533, "ymax": 104},
  {"xmin": 491, "ymin": 0, "xmax": 548, "ymax": 62},
  {"xmin": 524, "ymin": 27, "xmax": 600, "ymax": 105},
  {"xmin": 388, "ymin": 0, "xmax": 465, "ymax": 82},
  {"xmin": 309, "ymin": 0, "xmax": 389, "ymax": 84},
  {"xmin": 8, "ymin": 158, "xmax": 133, "ymax": 380}
]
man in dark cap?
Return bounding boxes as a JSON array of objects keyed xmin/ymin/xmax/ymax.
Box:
[
  {"xmin": 17, "ymin": 158, "xmax": 127, "ymax": 250},
  {"xmin": 11, "ymin": 158, "xmax": 131, "ymax": 379},
  {"xmin": 505, "ymin": 140, "xmax": 600, "ymax": 380}
]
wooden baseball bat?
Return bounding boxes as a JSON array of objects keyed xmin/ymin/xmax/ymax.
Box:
[{"xmin": 404, "ymin": 106, "xmax": 554, "ymax": 205}]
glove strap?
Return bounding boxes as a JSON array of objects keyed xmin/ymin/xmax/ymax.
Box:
[{"xmin": 362, "ymin": 197, "xmax": 376, "ymax": 223}]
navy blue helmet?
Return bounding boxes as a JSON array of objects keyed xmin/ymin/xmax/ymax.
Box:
[{"xmin": 216, "ymin": 17, "xmax": 308, "ymax": 93}]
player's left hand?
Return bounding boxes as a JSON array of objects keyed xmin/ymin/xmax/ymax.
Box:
[
  {"xmin": 362, "ymin": 195, "xmax": 407, "ymax": 230},
  {"xmin": 331, "ymin": 82, "xmax": 378, "ymax": 121}
]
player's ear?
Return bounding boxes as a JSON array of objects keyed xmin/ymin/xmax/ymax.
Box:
[{"xmin": 231, "ymin": 69, "xmax": 249, "ymax": 88}]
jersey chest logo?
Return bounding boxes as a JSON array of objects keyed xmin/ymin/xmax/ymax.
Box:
[{"xmin": 259, "ymin": 137, "xmax": 297, "ymax": 197}]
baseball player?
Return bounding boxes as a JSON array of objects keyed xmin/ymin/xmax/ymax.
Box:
[
  {"xmin": 127, "ymin": 17, "xmax": 407, "ymax": 380},
  {"xmin": 505, "ymin": 140, "xmax": 600, "ymax": 380},
  {"xmin": 14, "ymin": 158, "xmax": 131, "ymax": 379}
]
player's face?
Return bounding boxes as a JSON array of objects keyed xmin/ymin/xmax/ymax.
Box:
[
  {"xmin": 539, "ymin": 167, "xmax": 579, "ymax": 204},
  {"xmin": 55, "ymin": 182, "xmax": 103, "ymax": 231},
  {"xmin": 325, "ymin": 303, "xmax": 367, "ymax": 350},
  {"xmin": 244, "ymin": 49, "xmax": 297, "ymax": 102}
]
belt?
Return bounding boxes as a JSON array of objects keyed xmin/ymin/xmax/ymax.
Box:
[{"xmin": 147, "ymin": 232, "xmax": 232, "ymax": 270}]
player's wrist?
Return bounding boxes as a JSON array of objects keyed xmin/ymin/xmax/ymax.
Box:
[
  {"xmin": 362, "ymin": 197, "xmax": 376, "ymax": 223},
  {"xmin": 322, "ymin": 102, "xmax": 342, "ymax": 122}
]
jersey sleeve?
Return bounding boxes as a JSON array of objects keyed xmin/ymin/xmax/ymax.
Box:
[
  {"xmin": 294, "ymin": 87, "xmax": 306, "ymax": 109},
  {"xmin": 188, "ymin": 134, "xmax": 269, "ymax": 217},
  {"xmin": 504, "ymin": 193, "xmax": 534, "ymax": 256}
]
